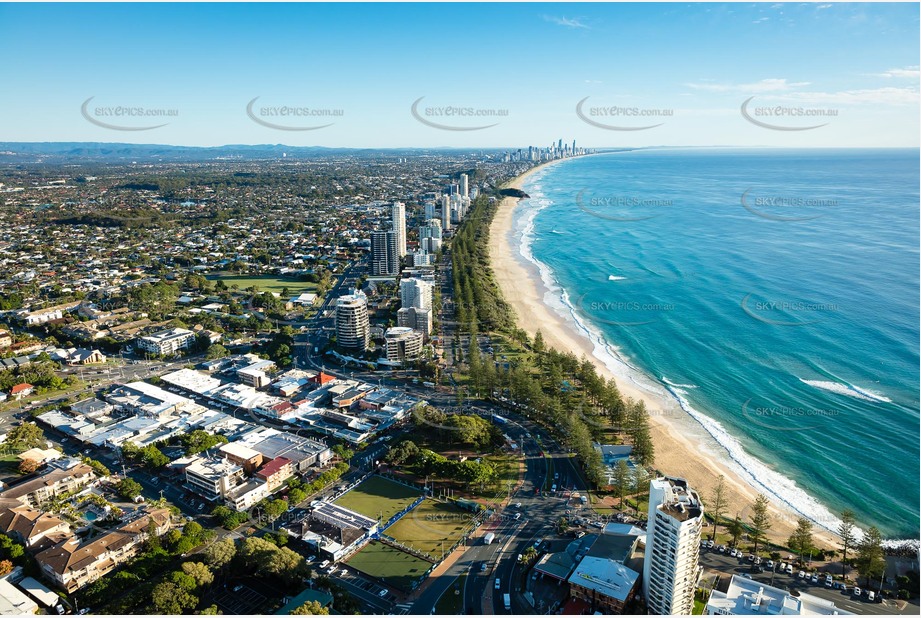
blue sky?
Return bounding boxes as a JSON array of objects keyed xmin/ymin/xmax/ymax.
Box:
[{"xmin": 0, "ymin": 2, "xmax": 918, "ymax": 148}]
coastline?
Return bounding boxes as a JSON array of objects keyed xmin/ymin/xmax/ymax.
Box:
[{"xmin": 487, "ymin": 157, "xmax": 841, "ymax": 549}]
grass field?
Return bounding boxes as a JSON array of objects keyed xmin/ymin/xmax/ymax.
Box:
[
  {"xmin": 385, "ymin": 499, "xmax": 474, "ymax": 557},
  {"xmin": 346, "ymin": 541, "xmax": 432, "ymax": 591},
  {"xmin": 205, "ymin": 274, "xmax": 317, "ymax": 295},
  {"xmin": 333, "ymin": 475, "xmax": 421, "ymax": 522}
]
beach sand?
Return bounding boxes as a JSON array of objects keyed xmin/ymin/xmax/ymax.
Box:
[{"xmin": 486, "ymin": 160, "xmax": 840, "ymax": 549}]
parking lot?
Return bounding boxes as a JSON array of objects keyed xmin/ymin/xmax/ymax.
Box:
[{"xmin": 212, "ymin": 582, "xmax": 268, "ymax": 614}]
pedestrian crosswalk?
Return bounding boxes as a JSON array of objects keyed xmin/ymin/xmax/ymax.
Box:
[{"xmin": 394, "ymin": 603, "xmax": 413, "ymax": 614}]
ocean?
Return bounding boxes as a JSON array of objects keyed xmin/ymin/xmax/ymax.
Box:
[{"xmin": 515, "ymin": 148, "xmax": 919, "ymax": 540}]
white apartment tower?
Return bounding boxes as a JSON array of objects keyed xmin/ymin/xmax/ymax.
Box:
[
  {"xmin": 400, "ymin": 278, "xmax": 433, "ymax": 310},
  {"xmin": 440, "ymin": 194, "xmax": 452, "ymax": 231},
  {"xmin": 335, "ymin": 292, "xmax": 370, "ymax": 352},
  {"xmin": 391, "ymin": 201, "xmax": 407, "ymax": 257},
  {"xmin": 643, "ymin": 476, "xmax": 704, "ymax": 615},
  {"xmin": 460, "ymin": 173, "xmax": 469, "ymax": 198}
]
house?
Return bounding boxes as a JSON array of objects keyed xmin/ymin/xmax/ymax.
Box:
[
  {"xmin": 35, "ymin": 508, "xmax": 171, "ymax": 593},
  {"xmin": 16, "ymin": 448, "xmax": 62, "ymax": 466},
  {"xmin": 9, "ymin": 384, "xmax": 34, "ymax": 400},
  {"xmin": 67, "ymin": 349, "xmax": 106, "ymax": 365},
  {"xmin": 0, "ymin": 330, "xmax": 12, "ymax": 349}
]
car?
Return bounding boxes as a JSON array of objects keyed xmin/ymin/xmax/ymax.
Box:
[
  {"xmin": 531, "ymin": 573, "xmax": 538, "ymax": 581},
  {"xmin": 867, "ymin": 591, "xmax": 875, "ymax": 602},
  {"xmin": 765, "ymin": 560, "xmax": 774, "ymax": 570},
  {"xmin": 853, "ymin": 587, "xmax": 861, "ymax": 597},
  {"xmin": 480, "ymin": 562, "xmax": 488, "ymax": 572},
  {"xmin": 378, "ymin": 589, "xmax": 389, "ymax": 598},
  {"xmin": 706, "ymin": 539, "xmax": 714, "ymax": 549},
  {"xmin": 54, "ymin": 606, "xmax": 65, "ymax": 615},
  {"xmin": 495, "ymin": 578, "xmax": 501, "ymax": 590},
  {"xmin": 811, "ymin": 574, "xmax": 819, "ymax": 585},
  {"xmin": 514, "ymin": 502, "xmax": 522, "ymax": 509},
  {"xmin": 785, "ymin": 564, "xmax": 793, "ymax": 575},
  {"xmin": 747, "ymin": 554, "xmax": 755, "ymax": 562},
  {"xmin": 233, "ymin": 585, "xmax": 244, "ymax": 592},
  {"xmin": 797, "ymin": 570, "xmax": 805, "ymax": 579},
  {"xmin": 575, "ymin": 531, "xmax": 586, "ymax": 539},
  {"xmin": 533, "ymin": 538, "xmax": 543, "ymax": 548},
  {"xmin": 513, "ymin": 513, "xmax": 521, "ymax": 520},
  {"xmin": 307, "ymin": 555, "xmax": 316, "ymax": 561},
  {"xmin": 77, "ymin": 609, "xmax": 90, "ymax": 615},
  {"xmin": 753, "ymin": 556, "xmax": 762, "ymax": 565},
  {"xmin": 825, "ymin": 577, "xmax": 833, "ymax": 588},
  {"xmin": 718, "ymin": 545, "xmax": 727, "ymax": 554},
  {"xmin": 554, "ymin": 472, "xmax": 559, "ymax": 479},
  {"xmin": 729, "ymin": 548, "xmax": 738, "ymax": 558},
  {"xmin": 340, "ymin": 569, "xmax": 348, "ymax": 576},
  {"xmin": 319, "ymin": 560, "xmax": 330, "ymax": 569},
  {"xmin": 517, "ymin": 554, "xmax": 523, "ymax": 562}
]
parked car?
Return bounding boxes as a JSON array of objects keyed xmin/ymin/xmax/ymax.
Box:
[
  {"xmin": 575, "ymin": 531, "xmax": 586, "ymax": 539},
  {"xmin": 513, "ymin": 513, "xmax": 521, "ymax": 520},
  {"xmin": 785, "ymin": 564, "xmax": 793, "ymax": 575},
  {"xmin": 319, "ymin": 560, "xmax": 330, "ymax": 569},
  {"xmin": 853, "ymin": 587, "xmax": 862, "ymax": 597},
  {"xmin": 765, "ymin": 560, "xmax": 774, "ymax": 570},
  {"xmin": 378, "ymin": 589, "xmax": 389, "ymax": 598},
  {"xmin": 867, "ymin": 591, "xmax": 875, "ymax": 602},
  {"xmin": 798, "ymin": 571, "xmax": 806, "ymax": 579},
  {"xmin": 495, "ymin": 578, "xmax": 501, "ymax": 590},
  {"xmin": 514, "ymin": 502, "xmax": 522, "ymax": 508},
  {"xmin": 811, "ymin": 574, "xmax": 819, "ymax": 585},
  {"xmin": 825, "ymin": 575, "xmax": 833, "ymax": 588}
]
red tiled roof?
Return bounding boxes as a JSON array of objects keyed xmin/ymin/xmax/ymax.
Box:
[
  {"xmin": 11, "ymin": 383, "xmax": 34, "ymax": 394},
  {"xmin": 257, "ymin": 457, "xmax": 292, "ymax": 479}
]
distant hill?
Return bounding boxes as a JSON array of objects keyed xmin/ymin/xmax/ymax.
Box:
[{"xmin": 0, "ymin": 142, "xmax": 514, "ymax": 163}]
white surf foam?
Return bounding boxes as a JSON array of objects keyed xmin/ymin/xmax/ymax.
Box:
[
  {"xmin": 608, "ymin": 275, "xmax": 626, "ymax": 281},
  {"xmin": 800, "ymin": 379, "xmax": 893, "ymax": 404}
]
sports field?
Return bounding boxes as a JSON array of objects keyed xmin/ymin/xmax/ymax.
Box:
[
  {"xmin": 333, "ymin": 475, "xmax": 421, "ymax": 522},
  {"xmin": 346, "ymin": 541, "xmax": 432, "ymax": 591},
  {"xmin": 205, "ymin": 274, "xmax": 317, "ymax": 295},
  {"xmin": 385, "ymin": 499, "xmax": 474, "ymax": 557}
]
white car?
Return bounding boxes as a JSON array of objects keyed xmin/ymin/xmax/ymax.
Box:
[
  {"xmin": 798, "ymin": 571, "xmax": 806, "ymax": 579},
  {"xmin": 378, "ymin": 589, "xmax": 389, "ymax": 598},
  {"xmin": 811, "ymin": 574, "xmax": 819, "ymax": 584},
  {"xmin": 765, "ymin": 560, "xmax": 774, "ymax": 570},
  {"xmin": 514, "ymin": 502, "xmax": 522, "ymax": 508},
  {"xmin": 853, "ymin": 587, "xmax": 862, "ymax": 597},
  {"xmin": 495, "ymin": 578, "xmax": 501, "ymax": 590},
  {"xmin": 785, "ymin": 564, "xmax": 793, "ymax": 575},
  {"xmin": 867, "ymin": 591, "xmax": 875, "ymax": 602},
  {"xmin": 319, "ymin": 560, "xmax": 330, "ymax": 569},
  {"xmin": 513, "ymin": 513, "xmax": 521, "ymax": 520}
]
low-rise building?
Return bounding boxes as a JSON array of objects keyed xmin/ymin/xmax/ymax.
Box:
[
  {"xmin": 184, "ymin": 457, "xmax": 244, "ymax": 501},
  {"xmin": 705, "ymin": 574, "xmax": 854, "ymax": 615},
  {"xmin": 0, "ymin": 502, "xmax": 70, "ymax": 549},
  {"xmin": 0, "ymin": 578, "xmax": 38, "ymax": 615},
  {"xmin": 0, "ymin": 463, "xmax": 95, "ymax": 508},
  {"xmin": 255, "ymin": 457, "xmax": 294, "ymax": 492},
  {"xmin": 35, "ymin": 509, "xmax": 171, "ymax": 593},
  {"xmin": 136, "ymin": 327, "xmax": 196, "ymax": 356},
  {"xmin": 567, "ymin": 556, "xmax": 641, "ymax": 614}
]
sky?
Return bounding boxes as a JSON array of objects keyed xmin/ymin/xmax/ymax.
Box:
[{"xmin": 0, "ymin": 1, "xmax": 918, "ymax": 148}]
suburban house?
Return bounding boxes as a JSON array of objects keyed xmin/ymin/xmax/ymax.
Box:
[{"xmin": 9, "ymin": 383, "xmax": 34, "ymax": 401}]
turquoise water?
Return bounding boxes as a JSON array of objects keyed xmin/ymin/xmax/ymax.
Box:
[
  {"xmin": 517, "ymin": 148, "xmax": 919, "ymax": 539},
  {"xmin": 84, "ymin": 511, "xmax": 98, "ymax": 521}
]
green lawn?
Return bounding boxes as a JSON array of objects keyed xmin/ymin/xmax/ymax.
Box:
[
  {"xmin": 333, "ymin": 475, "xmax": 421, "ymax": 522},
  {"xmin": 385, "ymin": 499, "xmax": 474, "ymax": 558},
  {"xmin": 205, "ymin": 274, "xmax": 317, "ymax": 295},
  {"xmin": 434, "ymin": 573, "xmax": 466, "ymax": 615},
  {"xmin": 345, "ymin": 541, "xmax": 432, "ymax": 591}
]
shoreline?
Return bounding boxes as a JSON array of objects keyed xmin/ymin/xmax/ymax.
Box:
[{"xmin": 486, "ymin": 156, "xmax": 842, "ymax": 549}]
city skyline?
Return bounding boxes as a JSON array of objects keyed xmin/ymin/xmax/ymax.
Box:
[{"xmin": 0, "ymin": 2, "xmax": 918, "ymax": 148}]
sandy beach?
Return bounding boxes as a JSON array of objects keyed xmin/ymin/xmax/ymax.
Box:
[{"xmin": 487, "ymin": 159, "xmax": 840, "ymax": 549}]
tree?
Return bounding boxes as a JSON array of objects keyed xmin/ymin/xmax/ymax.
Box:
[
  {"xmin": 748, "ymin": 495, "xmax": 772, "ymax": 554},
  {"xmin": 709, "ymin": 475, "xmax": 727, "ymax": 542},
  {"xmin": 838, "ymin": 510, "xmax": 857, "ymax": 576},
  {"xmin": 117, "ymin": 478, "xmax": 144, "ymax": 500},
  {"xmin": 204, "ymin": 539, "xmax": 236, "ymax": 569},
  {"xmin": 0, "ymin": 560, "xmax": 13, "ymax": 576},
  {"xmin": 151, "ymin": 581, "xmax": 198, "ymax": 614},
  {"xmin": 291, "ymin": 600, "xmax": 329, "ymax": 615},
  {"xmin": 181, "ymin": 561, "xmax": 214, "ymax": 587},
  {"xmin": 17, "ymin": 458, "xmax": 39, "ymax": 475},
  {"xmin": 727, "ymin": 516, "xmax": 744, "ymax": 547},
  {"xmin": 266, "ymin": 546, "xmax": 308, "ymax": 585},
  {"xmin": 788, "ymin": 517, "xmax": 815, "ymax": 563},
  {"xmin": 612, "ymin": 459, "xmax": 631, "ymax": 512},
  {"xmin": 855, "ymin": 526, "xmax": 885, "ymax": 587},
  {"xmin": 205, "ymin": 344, "xmax": 230, "ymax": 360},
  {"xmin": 5, "ymin": 422, "xmax": 45, "ymax": 450}
]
